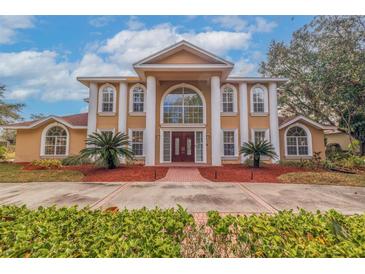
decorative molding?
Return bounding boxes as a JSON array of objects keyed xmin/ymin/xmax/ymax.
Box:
[
  {"xmin": 129, "ymin": 83, "xmax": 146, "ymax": 113},
  {"xmin": 40, "ymin": 122, "xmax": 69, "ymax": 157},
  {"xmin": 250, "ymin": 83, "xmax": 268, "ymax": 114},
  {"xmin": 98, "ymin": 83, "xmax": 116, "ymax": 114},
  {"xmin": 284, "ymin": 122, "xmax": 313, "ymax": 157},
  {"xmin": 220, "ymin": 83, "xmax": 238, "ymax": 113}
]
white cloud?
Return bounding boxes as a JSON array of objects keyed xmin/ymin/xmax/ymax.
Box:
[
  {"xmin": 212, "ymin": 16, "xmax": 248, "ymax": 32},
  {"xmin": 212, "ymin": 16, "xmax": 277, "ymax": 33},
  {"xmin": 0, "ymin": 23, "xmax": 256, "ymax": 102},
  {"xmin": 89, "ymin": 16, "xmax": 115, "ymax": 28},
  {"xmin": 126, "ymin": 16, "xmax": 145, "ymax": 30},
  {"xmin": 251, "ymin": 17, "xmax": 278, "ymax": 33},
  {"xmin": 0, "ymin": 16, "xmax": 35, "ymax": 44},
  {"xmin": 230, "ymin": 58, "xmax": 257, "ymax": 76},
  {"xmin": 99, "ymin": 23, "xmax": 251, "ymax": 70}
]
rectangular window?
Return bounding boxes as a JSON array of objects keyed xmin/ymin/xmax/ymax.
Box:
[
  {"xmin": 254, "ymin": 130, "xmax": 266, "ymax": 144},
  {"xmin": 133, "ymin": 93, "xmax": 144, "ymax": 112},
  {"xmin": 195, "ymin": 131, "xmax": 203, "ymax": 162},
  {"xmin": 222, "ymin": 93, "xmax": 234, "ymax": 112},
  {"xmin": 287, "ymin": 137, "xmax": 298, "ymax": 155},
  {"xmin": 223, "ymin": 131, "xmax": 235, "ymax": 156},
  {"xmin": 163, "ymin": 131, "xmax": 171, "ymax": 162},
  {"xmin": 131, "ymin": 130, "xmax": 144, "ymax": 156}
]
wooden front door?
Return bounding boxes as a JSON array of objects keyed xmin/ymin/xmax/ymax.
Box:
[{"xmin": 171, "ymin": 132, "xmax": 195, "ymax": 162}]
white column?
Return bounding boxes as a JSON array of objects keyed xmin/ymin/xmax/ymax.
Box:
[
  {"xmin": 87, "ymin": 82, "xmax": 97, "ymax": 137},
  {"xmin": 145, "ymin": 76, "xmax": 156, "ymax": 166},
  {"xmin": 211, "ymin": 76, "xmax": 221, "ymax": 166},
  {"xmin": 269, "ymin": 82, "xmax": 280, "ymax": 162},
  {"xmin": 239, "ymin": 82, "xmax": 249, "ymax": 163},
  {"xmin": 118, "ymin": 82, "xmax": 128, "ymax": 134}
]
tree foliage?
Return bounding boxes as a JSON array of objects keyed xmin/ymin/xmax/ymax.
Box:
[
  {"xmin": 0, "ymin": 85, "xmax": 24, "ymax": 125},
  {"xmin": 80, "ymin": 131, "xmax": 134, "ymax": 169},
  {"xmin": 259, "ymin": 16, "xmax": 365, "ymax": 140}
]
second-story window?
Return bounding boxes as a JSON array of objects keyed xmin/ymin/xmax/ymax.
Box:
[
  {"xmin": 132, "ymin": 85, "xmax": 144, "ymax": 112},
  {"xmin": 99, "ymin": 85, "xmax": 115, "ymax": 113},
  {"xmin": 252, "ymin": 86, "xmax": 265, "ymax": 113},
  {"xmin": 221, "ymin": 84, "xmax": 237, "ymax": 113}
]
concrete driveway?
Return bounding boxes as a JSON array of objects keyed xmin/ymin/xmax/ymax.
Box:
[{"xmin": 0, "ymin": 181, "xmax": 364, "ymax": 214}]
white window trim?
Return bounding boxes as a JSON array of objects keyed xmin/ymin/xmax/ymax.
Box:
[
  {"xmin": 159, "ymin": 128, "xmax": 207, "ymax": 164},
  {"xmin": 129, "ymin": 83, "xmax": 146, "ymax": 114},
  {"xmin": 221, "ymin": 128, "xmax": 239, "ymax": 158},
  {"xmin": 40, "ymin": 122, "xmax": 70, "ymax": 157},
  {"xmin": 98, "ymin": 83, "xmax": 116, "ymax": 114},
  {"xmin": 220, "ymin": 83, "xmax": 238, "ymax": 114},
  {"xmin": 284, "ymin": 123, "xmax": 313, "ymax": 157},
  {"xmin": 250, "ymin": 84, "xmax": 268, "ymax": 114},
  {"xmin": 128, "ymin": 128, "xmax": 145, "ymax": 157},
  {"xmin": 160, "ymin": 83, "xmax": 206, "ymax": 125}
]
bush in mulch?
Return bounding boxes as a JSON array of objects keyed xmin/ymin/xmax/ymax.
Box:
[{"xmin": 198, "ymin": 164, "xmax": 308, "ymax": 183}]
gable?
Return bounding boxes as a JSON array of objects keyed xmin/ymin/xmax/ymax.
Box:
[{"xmin": 146, "ymin": 49, "xmax": 225, "ymax": 65}]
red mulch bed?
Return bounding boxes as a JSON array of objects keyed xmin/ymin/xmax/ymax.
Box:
[
  {"xmin": 19, "ymin": 163, "xmax": 168, "ymax": 182},
  {"xmin": 64, "ymin": 165, "xmax": 169, "ymax": 182},
  {"xmin": 198, "ymin": 164, "xmax": 309, "ymax": 183}
]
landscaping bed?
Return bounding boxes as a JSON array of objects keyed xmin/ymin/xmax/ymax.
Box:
[
  {"xmin": 1, "ymin": 205, "xmax": 364, "ymax": 258},
  {"xmin": 0, "ymin": 163, "xmax": 84, "ymax": 183},
  {"xmin": 278, "ymin": 171, "xmax": 365, "ymax": 187},
  {"xmin": 198, "ymin": 164, "xmax": 308, "ymax": 183}
]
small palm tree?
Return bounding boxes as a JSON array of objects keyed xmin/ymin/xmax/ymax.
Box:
[
  {"xmin": 240, "ymin": 140, "xmax": 277, "ymax": 168},
  {"xmin": 80, "ymin": 132, "xmax": 134, "ymax": 169}
]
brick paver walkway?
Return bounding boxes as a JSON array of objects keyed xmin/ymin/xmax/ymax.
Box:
[{"xmin": 157, "ymin": 167, "xmax": 211, "ymax": 182}]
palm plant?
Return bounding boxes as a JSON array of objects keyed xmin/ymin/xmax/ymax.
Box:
[
  {"xmin": 240, "ymin": 140, "xmax": 277, "ymax": 168},
  {"xmin": 80, "ymin": 132, "xmax": 134, "ymax": 169}
]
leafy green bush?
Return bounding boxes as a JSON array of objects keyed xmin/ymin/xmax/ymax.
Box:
[
  {"xmin": 0, "ymin": 205, "xmax": 193, "ymax": 258},
  {"xmin": 0, "ymin": 146, "xmax": 6, "ymax": 160},
  {"xmin": 61, "ymin": 155, "xmax": 92, "ymax": 166},
  {"xmin": 337, "ymin": 155, "xmax": 365, "ymax": 169},
  {"xmin": 1, "ymin": 206, "xmax": 364, "ymax": 258},
  {"xmin": 182, "ymin": 210, "xmax": 365, "ymax": 258},
  {"xmin": 31, "ymin": 159, "xmax": 62, "ymax": 169}
]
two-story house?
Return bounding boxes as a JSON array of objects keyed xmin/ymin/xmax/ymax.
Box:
[{"xmin": 4, "ymin": 40, "xmax": 332, "ymax": 165}]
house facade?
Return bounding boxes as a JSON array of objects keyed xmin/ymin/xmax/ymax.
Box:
[{"xmin": 4, "ymin": 41, "xmax": 332, "ymax": 165}]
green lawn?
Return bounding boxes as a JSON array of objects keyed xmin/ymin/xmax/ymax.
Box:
[
  {"xmin": 0, "ymin": 163, "xmax": 84, "ymax": 183},
  {"xmin": 278, "ymin": 171, "xmax": 365, "ymax": 187}
]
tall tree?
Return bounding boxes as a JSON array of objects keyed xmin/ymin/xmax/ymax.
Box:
[
  {"xmin": 30, "ymin": 113, "xmax": 47, "ymax": 120},
  {"xmin": 0, "ymin": 85, "xmax": 25, "ymax": 125},
  {"xmin": 259, "ymin": 16, "xmax": 365, "ymax": 153}
]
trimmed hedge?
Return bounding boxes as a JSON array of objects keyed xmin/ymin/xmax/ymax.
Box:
[{"xmin": 0, "ymin": 206, "xmax": 364, "ymax": 257}]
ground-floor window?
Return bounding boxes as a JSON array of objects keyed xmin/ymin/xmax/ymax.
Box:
[
  {"xmin": 286, "ymin": 126, "xmax": 309, "ymax": 156},
  {"xmin": 131, "ymin": 130, "xmax": 144, "ymax": 156},
  {"xmin": 195, "ymin": 131, "xmax": 203, "ymax": 162},
  {"xmin": 45, "ymin": 126, "xmax": 67, "ymax": 156},
  {"xmin": 252, "ymin": 129, "xmax": 269, "ymax": 144},
  {"xmin": 222, "ymin": 129, "xmax": 238, "ymax": 156},
  {"xmin": 163, "ymin": 131, "xmax": 171, "ymax": 162}
]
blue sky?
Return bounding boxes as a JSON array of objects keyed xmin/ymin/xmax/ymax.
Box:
[{"xmin": 0, "ymin": 16, "xmax": 313, "ymax": 120}]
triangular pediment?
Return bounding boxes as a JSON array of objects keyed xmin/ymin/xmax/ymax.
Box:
[{"xmin": 134, "ymin": 40, "xmax": 233, "ymax": 66}]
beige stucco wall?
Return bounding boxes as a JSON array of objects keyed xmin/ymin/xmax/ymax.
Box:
[
  {"xmin": 325, "ymin": 132, "xmax": 352, "ymax": 151},
  {"xmin": 279, "ymin": 121, "xmax": 325, "ymax": 160},
  {"xmin": 14, "ymin": 120, "xmax": 87, "ymax": 163}
]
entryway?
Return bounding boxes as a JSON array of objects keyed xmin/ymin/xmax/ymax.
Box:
[{"xmin": 171, "ymin": 132, "xmax": 195, "ymax": 162}]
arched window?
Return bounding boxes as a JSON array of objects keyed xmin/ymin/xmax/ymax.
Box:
[
  {"xmin": 252, "ymin": 87, "xmax": 265, "ymax": 112},
  {"xmin": 99, "ymin": 84, "xmax": 116, "ymax": 113},
  {"xmin": 221, "ymin": 84, "xmax": 237, "ymax": 113},
  {"xmin": 43, "ymin": 125, "xmax": 68, "ymax": 156},
  {"xmin": 130, "ymin": 84, "xmax": 145, "ymax": 112},
  {"xmin": 286, "ymin": 126, "xmax": 309, "ymax": 156},
  {"xmin": 163, "ymin": 86, "xmax": 204, "ymax": 124}
]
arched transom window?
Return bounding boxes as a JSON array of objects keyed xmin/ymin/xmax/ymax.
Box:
[
  {"xmin": 286, "ymin": 126, "xmax": 309, "ymax": 156},
  {"xmin": 44, "ymin": 126, "xmax": 68, "ymax": 156},
  {"xmin": 221, "ymin": 84, "xmax": 237, "ymax": 113},
  {"xmin": 99, "ymin": 85, "xmax": 115, "ymax": 113},
  {"xmin": 163, "ymin": 87, "xmax": 203, "ymax": 124},
  {"xmin": 252, "ymin": 86, "xmax": 265, "ymax": 113},
  {"xmin": 131, "ymin": 84, "xmax": 145, "ymax": 112}
]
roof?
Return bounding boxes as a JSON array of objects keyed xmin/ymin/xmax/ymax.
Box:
[
  {"xmin": 1, "ymin": 113, "xmax": 88, "ymax": 129},
  {"xmin": 278, "ymin": 115, "xmax": 335, "ymax": 130}
]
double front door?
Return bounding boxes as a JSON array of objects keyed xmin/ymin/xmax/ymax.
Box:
[{"xmin": 171, "ymin": 132, "xmax": 195, "ymax": 162}]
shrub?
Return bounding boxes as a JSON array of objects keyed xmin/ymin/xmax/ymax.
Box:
[
  {"xmin": 31, "ymin": 159, "xmax": 62, "ymax": 169},
  {"xmin": 61, "ymin": 155, "xmax": 92, "ymax": 166},
  {"xmin": 0, "ymin": 146, "xmax": 6, "ymax": 160},
  {"xmin": 0, "ymin": 205, "xmax": 193, "ymax": 258},
  {"xmin": 337, "ymin": 155, "xmax": 365, "ymax": 169},
  {"xmin": 182, "ymin": 209, "xmax": 365, "ymax": 258}
]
